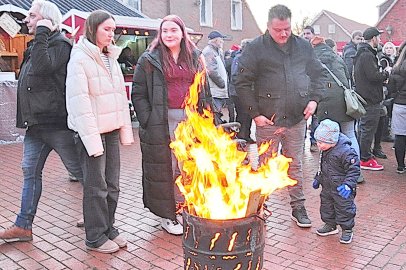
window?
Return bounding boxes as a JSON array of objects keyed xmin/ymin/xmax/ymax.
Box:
[
  {"xmin": 328, "ymin": 24, "xmax": 336, "ymax": 34},
  {"xmin": 231, "ymin": 0, "xmax": 243, "ymax": 30},
  {"xmin": 313, "ymin": 25, "xmax": 320, "ymax": 34},
  {"xmin": 200, "ymin": 0, "xmax": 213, "ymax": 27},
  {"xmin": 127, "ymin": 0, "xmax": 141, "ymax": 11}
]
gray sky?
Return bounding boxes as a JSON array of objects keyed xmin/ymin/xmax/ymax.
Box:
[{"xmin": 246, "ymin": 0, "xmax": 384, "ymax": 31}]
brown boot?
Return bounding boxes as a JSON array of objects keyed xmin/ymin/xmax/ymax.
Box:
[{"xmin": 0, "ymin": 225, "xmax": 33, "ymax": 242}]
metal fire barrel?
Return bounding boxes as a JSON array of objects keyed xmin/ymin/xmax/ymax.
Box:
[{"xmin": 182, "ymin": 211, "xmax": 265, "ymax": 270}]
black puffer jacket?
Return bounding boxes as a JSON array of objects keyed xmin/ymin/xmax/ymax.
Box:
[
  {"xmin": 314, "ymin": 43, "xmax": 353, "ymax": 122},
  {"xmin": 16, "ymin": 26, "xmax": 72, "ymax": 128},
  {"xmin": 132, "ymin": 48, "xmax": 211, "ymax": 220},
  {"xmin": 318, "ymin": 134, "xmax": 360, "ymax": 191},
  {"xmin": 235, "ymin": 32, "xmax": 325, "ymax": 127},
  {"xmin": 353, "ymin": 43, "xmax": 388, "ymax": 105},
  {"xmin": 387, "ymin": 58, "xmax": 406, "ymax": 105}
]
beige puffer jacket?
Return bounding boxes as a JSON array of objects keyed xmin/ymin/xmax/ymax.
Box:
[{"xmin": 66, "ymin": 37, "xmax": 133, "ymax": 156}]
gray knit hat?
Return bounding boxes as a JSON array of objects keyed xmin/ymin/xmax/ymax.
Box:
[{"xmin": 314, "ymin": 119, "xmax": 340, "ymax": 144}]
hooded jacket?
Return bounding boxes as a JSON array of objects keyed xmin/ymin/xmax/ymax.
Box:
[
  {"xmin": 314, "ymin": 43, "xmax": 353, "ymax": 122},
  {"xmin": 353, "ymin": 42, "xmax": 389, "ymax": 105},
  {"xmin": 16, "ymin": 26, "xmax": 72, "ymax": 129},
  {"xmin": 66, "ymin": 37, "xmax": 134, "ymax": 156},
  {"xmin": 319, "ymin": 133, "xmax": 360, "ymax": 191},
  {"xmin": 234, "ymin": 32, "xmax": 325, "ymax": 127},
  {"xmin": 132, "ymin": 48, "xmax": 211, "ymax": 220}
]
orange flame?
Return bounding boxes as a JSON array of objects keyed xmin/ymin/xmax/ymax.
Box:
[{"xmin": 170, "ymin": 72, "xmax": 297, "ymax": 219}]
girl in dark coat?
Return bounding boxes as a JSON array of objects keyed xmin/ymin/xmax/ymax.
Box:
[
  {"xmin": 387, "ymin": 41, "xmax": 406, "ymax": 173},
  {"xmin": 132, "ymin": 15, "xmax": 210, "ymax": 235}
]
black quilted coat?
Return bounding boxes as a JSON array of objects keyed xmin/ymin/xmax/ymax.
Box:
[{"xmin": 132, "ymin": 48, "xmax": 211, "ymax": 220}]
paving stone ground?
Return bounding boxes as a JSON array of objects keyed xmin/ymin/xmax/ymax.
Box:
[{"xmin": 0, "ymin": 129, "xmax": 405, "ymax": 269}]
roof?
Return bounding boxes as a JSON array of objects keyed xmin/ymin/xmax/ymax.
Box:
[
  {"xmin": 376, "ymin": 0, "xmax": 399, "ymax": 26},
  {"xmin": 310, "ymin": 10, "xmax": 371, "ymax": 37},
  {"xmin": 0, "ymin": 0, "xmax": 145, "ymax": 18}
]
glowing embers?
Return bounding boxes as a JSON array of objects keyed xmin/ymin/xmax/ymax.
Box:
[{"xmin": 183, "ymin": 211, "xmax": 264, "ymax": 270}]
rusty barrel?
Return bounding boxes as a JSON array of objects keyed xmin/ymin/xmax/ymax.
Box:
[{"xmin": 182, "ymin": 211, "xmax": 265, "ymax": 270}]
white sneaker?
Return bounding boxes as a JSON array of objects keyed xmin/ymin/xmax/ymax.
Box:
[
  {"xmin": 176, "ymin": 214, "xmax": 183, "ymax": 226},
  {"xmin": 86, "ymin": 239, "xmax": 119, "ymax": 254},
  {"xmin": 111, "ymin": 234, "xmax": 127, "ymax": 248},
  {"xmin": 161, "ymin": 218, "xmax": 183, "ymax": 235}
]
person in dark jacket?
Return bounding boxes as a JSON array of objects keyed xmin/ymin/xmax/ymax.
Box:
[
  {"xmin": 311, "ymin": 37, "xmax": 360, "ymax": 155},
  {"xmin": 387, "ymin": 41, "xmax": 406, "ymax": 174},
  {"xmin": 376, "ymin": 41, "xmax": 397, "ymax": 145},
  {"xmin": 342, "ymin": 30, "xmax": 363, "ymax": 84},
  {"xmin": 312, "ymin": 119, "xmax": 360, "ymax": 244},
  {"xmin": 132, "ymin": 15, "xmax": 211, "ymax": 236},
  {"xmin": 0, "ymin": 0, "xmax": 82, "ymax": 242},
  {"xmin": 229, "ymin": 38, "xmax": 254, "ymax": 143},
  {"xmin": 353, "ymin": 27, "xmax": 389, "ymax": 171},
  {"xmin": 235, "ymin": 4, "xmax": 326, "ymax": 228}
]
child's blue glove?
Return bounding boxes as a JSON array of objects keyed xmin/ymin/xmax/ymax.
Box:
[
  {"xmin": 337, "ymin": 184, "xmax": 352, "ymax": 199},
  {"xmin": 312, "ymin": 179, "xmax": 320, "ymax": 189}
]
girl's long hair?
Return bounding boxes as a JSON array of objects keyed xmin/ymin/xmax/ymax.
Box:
[
  {"xmin": 84, "ymin": 10, "xmax": 115, "ymax": 53},
  {"xmin": 149, "ymin": 15, "xmax": 197, "ymax": 75}
]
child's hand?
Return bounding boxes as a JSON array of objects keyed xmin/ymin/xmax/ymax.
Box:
[
  {"xmin": 312, "ymin": 179, "xmax": 320, "ymax": 189},
  {"xmin": 337, "ymin": 184, "xmax": 352, "ymax": 199}
]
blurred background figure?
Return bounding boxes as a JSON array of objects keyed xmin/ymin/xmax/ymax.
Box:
[
  {"xmin": 118, "ymin": 46, "xmax": 136, "ymax": 68},
  {"xmin": 343, "ymin": 30, "xmax": 363, "ymax": 84}
]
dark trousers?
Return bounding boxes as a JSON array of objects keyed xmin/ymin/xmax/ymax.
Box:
[
  {"xmin": 231, "ymin": 95, "xmax": 252, "ymax": 140},
  {"xmin": 359, "ymin": 104, "xmax": 381, "ymax": 161},
  {"xmin": 394, "ymin": 135, "xmax": 406, "ymax": 168},
  {"xmin": 320, "ymin": 185, "xmax": 356, "ymax": 230},
  {"xmin": 373, "ymin": 116, "xmax": 384, "ymax": 151},
  {"xmin": 76, "ymin": 130, "xmax": 120, "ymax": 248}
]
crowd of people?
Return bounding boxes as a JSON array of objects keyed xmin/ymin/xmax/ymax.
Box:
[{"xmin": 0, "ymin": 0, "xmax": 405, "ymax": 253}]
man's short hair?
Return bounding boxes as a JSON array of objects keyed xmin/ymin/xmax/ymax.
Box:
[
  {"xmin": 351, "ymin": 30, "xmax": 363, "ymax": 39},
  {"xmin": 304, "ymin": 25, "xmax": 314, "ymax": 34},
  {"xmin": 268, "ymin": 5, "xmax": 292, "ymax": 22},
  {"xmin": 32, "ymin": 0, "xmax": 62, "ymax": 29}
]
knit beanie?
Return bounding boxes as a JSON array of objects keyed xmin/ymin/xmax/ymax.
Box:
[{"xmin": 314, "ymin": 119, "xmax": 340, "ymax": 144}]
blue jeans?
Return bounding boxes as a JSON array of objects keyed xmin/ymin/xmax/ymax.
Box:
[
  {"xmin": 76, "ymin": 130, "xmax": 120, "ymax": 248},
  {"xmin": 339, "ymin": 120, "xmax": 360, "ymax": 157},
  {"xmin": 256, "ymin": 120, "xmax": 306, "ymax": 209},
  {"xmin": 15, "ymin": 128, "xmax": 83, "ymax": 230},
  {"xmin": 359, "ymin": 104, "xmax": 381, "ymax": 161}
]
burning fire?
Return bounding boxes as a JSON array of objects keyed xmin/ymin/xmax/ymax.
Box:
[{"xmin": 170, "ymin": 72, "xmax": 297, "ymax": 220}]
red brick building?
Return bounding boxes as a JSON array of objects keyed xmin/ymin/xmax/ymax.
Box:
[
  {"xmin": 307, "ymin": 10, "xmax": 370, "ymax": 53},
  {"xmin": 376, "ymin": 0, "xmax": 406, "ymax": 46},
  {"xmin": 116, "ymin": 0, "xmax": 262, "ymax": 50}
]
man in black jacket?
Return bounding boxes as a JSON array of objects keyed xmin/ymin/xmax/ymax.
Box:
[
  {"xmin": 343, "ymin": 30, "xmax": 363, "ymax": 84},
  {"xmin": 353, "ymin": 27, "xmax": 389, "ymax": 171},
  {"xmin": 0, "ymin": 0, "xmax": 82, "ymax": 242},
  {"xmin": 235, "ymin": 4, "xmax": 325, "ymax": 228}
]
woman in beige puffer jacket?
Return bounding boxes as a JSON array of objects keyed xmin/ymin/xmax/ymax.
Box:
[{"xmin": 65, "ymin": 10, "xmax": 133, "ymax": 254}]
